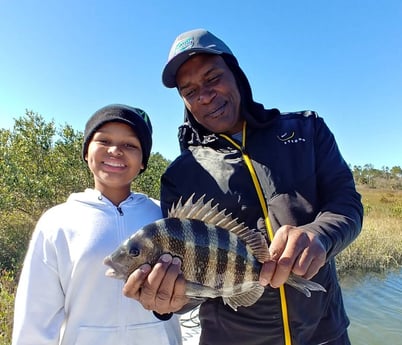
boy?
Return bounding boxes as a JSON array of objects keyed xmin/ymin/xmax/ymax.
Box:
[{"xmin": 12, "ymin": 104, "xmax": 182, "ymax": 345}]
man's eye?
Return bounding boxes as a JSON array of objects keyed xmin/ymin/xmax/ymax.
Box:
[
  {"xmin": 184, "ymin": 89, "xmax": 195, "ymax": 98},
  {"xmin": 207, "ymin": 75, "xmax": 219, "ymax": 84}
]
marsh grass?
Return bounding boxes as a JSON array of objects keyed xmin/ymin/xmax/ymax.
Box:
[{"xmin": 336, "ymin": 187, "xmax": 402, "ymax": 275}]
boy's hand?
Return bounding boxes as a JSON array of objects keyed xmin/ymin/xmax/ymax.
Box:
[{"xmin": 123, "ymin": 253, "xmax": 189, "ymax": 314}]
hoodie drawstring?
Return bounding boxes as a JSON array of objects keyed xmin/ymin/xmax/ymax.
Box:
[{"xmin": 220, "ymin": 121, "xmax": 292, "ymax": 345}]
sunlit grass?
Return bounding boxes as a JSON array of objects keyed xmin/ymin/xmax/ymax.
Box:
[{"xmin": 336, "ymin": 187, "xmax": 402, "ymax": 275}]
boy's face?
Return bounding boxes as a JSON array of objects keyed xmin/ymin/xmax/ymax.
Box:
[{"xmin": 85, "ymin": 122, "xmax": 143, "ymax": 199}]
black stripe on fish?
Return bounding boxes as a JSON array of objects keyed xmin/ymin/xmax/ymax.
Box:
[
  {"xmin": 192, "ymin": 220, "xmax": 210, "ymax": 285},
  {"xmin": 215, "ymin": 225, "xmax": 229, "ymax": 289},
  {"xmin": 165, "ymin": 218, "xmax": 187, "ymax": 259},
  {"xmin": 234, "ymin": 237, "xmax": 247, "ymax": 290}
]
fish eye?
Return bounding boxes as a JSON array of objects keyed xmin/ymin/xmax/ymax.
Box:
[{"xmin": 129, "ymin": 247, "xmax": 140, "ymax": 257}]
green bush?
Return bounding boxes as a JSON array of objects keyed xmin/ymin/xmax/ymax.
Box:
[
  {"xmin": 0, "ymin": 270, "xmax": 16, "ymax": 345},
  {"xmin": 0, "ymin": 213, "xmax": 34, "ymax": 273}
]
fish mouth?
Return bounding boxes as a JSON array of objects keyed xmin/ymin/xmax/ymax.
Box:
[{"xmin": 103, "ymin": 256, "xmax": 128, "ymax": 280}]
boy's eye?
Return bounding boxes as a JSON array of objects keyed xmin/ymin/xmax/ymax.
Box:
[
  {"xmin": 124, "ymin": 143, "xmax": 139, "ymax": 149},
  {"xmin": 97, "ymin": 139, "xmax": 109, "ymax": 144}
]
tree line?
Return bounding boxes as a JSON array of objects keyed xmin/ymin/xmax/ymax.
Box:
[{"xmin": 351, "ymin": 164, "xmax": 402, "ymax": 189}]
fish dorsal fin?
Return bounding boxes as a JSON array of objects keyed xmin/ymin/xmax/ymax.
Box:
[{"xmin": 168, "ymin": 194, "xmax": 270, "ymax": 263}]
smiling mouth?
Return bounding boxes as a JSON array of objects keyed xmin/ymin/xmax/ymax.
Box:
[
  {"xmin": 103, "ymin": 160, "xmax": 126, "ymax": 168},
  {"xmin": 205, "ymin": 102, "xmax": 226, "ymax": 118},
  {"xmin": 103, "ymin": 162, "xmax": 126, "ymax": 171}
]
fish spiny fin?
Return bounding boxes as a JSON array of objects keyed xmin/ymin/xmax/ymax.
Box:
[
  {"xmin": 168, "ymin": 194, "xmax": 209, "ymax": 219},
  {"xmin": 199, "ymin": 203, "xmax": 221, "ymax": 223},
  {"xmin": 207, "ymin": 209, "xmax": 231, "ymax": 225},
  {"xmin": 184, "ymin": 194, "xmax": 208, "ymax": 218},
  {"xmin": 176, "ymin": 193, "xmax": 198, "ymax": 217},
  {"xmin": 168, "ymin": 196, "xmax": 184, "ymax": 217},
  {"xmin": 169, "ymin": 194, "xmax": 225, "ymax": 223}
]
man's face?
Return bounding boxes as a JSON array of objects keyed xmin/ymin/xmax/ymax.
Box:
[{"xmin": 176, "ymin": 54, "xmax": 243, "ymax": 134}]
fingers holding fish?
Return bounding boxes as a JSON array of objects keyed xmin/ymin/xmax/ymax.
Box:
[
  {"xmin": 293, "ymin": 234, "xmax": 326, "ymax": 280},
  {"xmin": 268, "ymin": 225, "xmax": 326, "ymax": 288},
  {"xmin": 258, "ymin": 259, "xmax": 276, "ymax": 287},
  {"xmin": 148, "ymin": 254, "xmax": 189, "ymax": 313},
  {"xmin": 129, "ymin": 253, "xmax": 188, "ymax": 314},
  {"xmin": 122, "ymin": 263, "xmax": 152, "ymax": 300},
  {"xmin": 137, "ymin": 253, "xmax": 175, "ymax": 311},
  {"xmin": 170, "ymin": 270, "xmax": 189, "ymax": 312}
]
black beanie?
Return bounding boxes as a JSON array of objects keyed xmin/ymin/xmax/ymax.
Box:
[{"xmin": 82, "ymin": 104, "xmax": 153, "ymax": 173}]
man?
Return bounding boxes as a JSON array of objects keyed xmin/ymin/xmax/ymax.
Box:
[{"xmin": 124, "ymin": 29, "xmax": 363, "ymax": 345}]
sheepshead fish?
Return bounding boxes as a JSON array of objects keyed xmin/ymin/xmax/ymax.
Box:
[{"xmin": 103, "ymin": 194, "xmax": 326, "ymax": 311}]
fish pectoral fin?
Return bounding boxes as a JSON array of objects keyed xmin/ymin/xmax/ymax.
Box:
[
  {"xmin": 185, "ymin": 282, "xmax": 221, "ymax": 299},
  {"xmin": 286, "ymin": 273, "xmax": 327, "ymax": 297},
  {"xmin": 223, "ymin": 284, "xmax": 265, "ymax": 311}
]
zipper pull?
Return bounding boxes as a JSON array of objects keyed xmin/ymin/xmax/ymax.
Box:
[{"xmin": 116, "ymin": 206, "xmax": 124, "ymax": 216}]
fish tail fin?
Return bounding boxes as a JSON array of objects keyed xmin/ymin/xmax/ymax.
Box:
[{"xmin": 286, "ymin": 274, "xmax": 326, "ymax": 297}]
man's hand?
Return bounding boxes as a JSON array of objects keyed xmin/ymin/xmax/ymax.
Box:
[
  {"xmin": 123, "ymin": 253, "xmax": 189, "ymax": 314},
  {"xmin": 259, "ymin": 225, "xmax": 326, "ymax": 288}
]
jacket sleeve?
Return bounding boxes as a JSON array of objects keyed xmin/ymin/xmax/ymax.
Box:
[
  {"xmin": 12, "ymin": 220, "xmax": 65, "ymax": 345},
  {"xmin": 299, "ymin": 117, "xmax": 363, "ymax": 260}
]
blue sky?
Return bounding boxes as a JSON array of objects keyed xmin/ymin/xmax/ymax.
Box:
[{"xmin": 1, "ymin": 0, "xmax": 401, "ymax": 169}]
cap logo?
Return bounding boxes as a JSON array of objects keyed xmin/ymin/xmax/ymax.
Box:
[{"xmin": 174, "ymin": 36, "xmax": 194, "ymax": 55}]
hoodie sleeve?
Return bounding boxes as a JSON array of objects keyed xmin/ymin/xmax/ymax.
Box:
[
  {"xmin": 299, "ymin": 117, "xmax": 363, "ymax": 260},
  {"xmin": 12, "ymin": 215, "xmax": 65, "ymax": 345}
]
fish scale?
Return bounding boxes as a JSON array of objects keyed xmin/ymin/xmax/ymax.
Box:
[{"xmin": 104, "ymin": 194, "xmax": 327, "ymax": 311}]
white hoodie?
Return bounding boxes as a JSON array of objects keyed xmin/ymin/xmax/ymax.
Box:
[{"xmin": 12, "ymin": 189, "xmax": 182, "ymax": 345}]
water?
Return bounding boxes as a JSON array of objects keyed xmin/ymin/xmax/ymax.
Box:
[
  {"xmin": 341, "ymin": 268, "xmax": 402, "ymax": 345},
  {"xmin": 181, "ymin": 269, "xmax": 402, "ymax": 344}
]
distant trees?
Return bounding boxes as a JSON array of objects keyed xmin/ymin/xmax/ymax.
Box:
[{"xmin": 351, "ymin": 163, "xmax": 402, "ymax": 189}]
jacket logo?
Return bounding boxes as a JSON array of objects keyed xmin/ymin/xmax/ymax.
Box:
[{"xmin": 277, "ymin": 131, "xmax": 306, "ymax": 144}]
